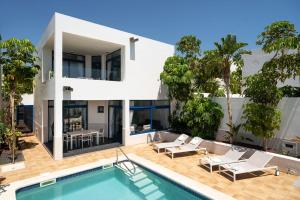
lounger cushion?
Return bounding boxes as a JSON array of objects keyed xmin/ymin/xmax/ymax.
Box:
[
  {"xmin": 177, "ymin": 134, "xmax": 186, "ymax": 141},
  {"xmin": 190, "ymin": 137, "xmax": 201, "ymax": 145}
]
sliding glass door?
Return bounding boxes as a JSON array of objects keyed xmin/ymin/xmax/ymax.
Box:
[
  {"xmin": 63, "ymin": 101, "xmax": 88, "ymax": 133},
  {"xmin": 108, "ymin": 101, "xmax": 122, "ymax": 143},
  {"xmin": 63, "ymin": 53, "xmax": 85, "ymax": 78},
  {"xmin": 92, "ymin": 56, "xmax": 102, "ymax": 79},
  {"xmin": 106, "ymin": 49, "xmax": 121, "ymax": 81}
]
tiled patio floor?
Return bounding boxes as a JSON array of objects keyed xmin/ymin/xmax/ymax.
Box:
[{"xmin": 1, "ymin": 136, "xmax": 299, "ymax": 200}]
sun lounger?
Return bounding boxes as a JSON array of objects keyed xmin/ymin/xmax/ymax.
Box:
[
  {"xmin": 165, "ymin": 137, "xmax": 207, "ymax": 159},
  {"xmin": 219, "ymin": 151, "xmax": 279, "ymax": 181},
  {"xmin": 153, "ymin": 134, "xmax": 189, "ymax": 153},
  {"xmin": 200, "ymin": 147, "xmax": 247, "ymax": 172}
]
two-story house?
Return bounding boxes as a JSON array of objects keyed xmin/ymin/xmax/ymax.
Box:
[{"xmin": 34, "ymin": 13, "xmax": 174, "ymax": 160}]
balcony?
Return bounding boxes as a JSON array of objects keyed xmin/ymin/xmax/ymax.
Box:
[{"xmin": 42, "ymin": 32, "xmax": 123, "ymax": 82}]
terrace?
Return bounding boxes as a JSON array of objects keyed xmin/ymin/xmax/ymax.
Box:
[{"xmin": 0, "ymin": 135, "xmax": 299, "ymax": 200}]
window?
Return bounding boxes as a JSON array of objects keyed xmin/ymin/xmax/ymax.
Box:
[
  {"xmin": 106, "ymin": 49, "xmax": 121, "ymax": 81},
  {"xmin": 130, "ymin": 100, "xmax": 170, "ymax": 135},
  {"xmin": 63, "ymin": 53, "xmax": 85, "ymax": 78},
  {"xmin": 63, "ymin": 101, "xmax": 88, "ymax": 133},
  {"xmin": 92, "ymin": 56, "xmax": 101, "ymax": 79}
]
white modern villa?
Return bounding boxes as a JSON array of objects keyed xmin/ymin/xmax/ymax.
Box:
[{"xmin": 34, "ymin": 13, "xmax": 174, "ymax": 160}]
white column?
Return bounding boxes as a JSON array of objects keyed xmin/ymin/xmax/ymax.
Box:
[
  {"xmin": 122, "ymin": 99, "xmax": 130, "ymax": 146},
  {"xmin": 42, "ymin": 100, "xmax": 48, "ymax": 143},
  {"xmin": 53, "ymin": 28, "xmax": 63, "ymax": 160}
]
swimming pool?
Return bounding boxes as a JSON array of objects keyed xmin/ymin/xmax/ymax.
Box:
[{"xmin": 16, "ymin": 163, "xmax": 209, "ymax": 200}]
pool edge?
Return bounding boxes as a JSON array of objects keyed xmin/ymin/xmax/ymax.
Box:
[{"xmin": 1, "ymin": 154, "xmax": 235, "ymax": 200}]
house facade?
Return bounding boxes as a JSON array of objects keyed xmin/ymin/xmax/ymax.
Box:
[{"xmin": 34, "ymin": 13, "xmax": 174, "ymax": 160}]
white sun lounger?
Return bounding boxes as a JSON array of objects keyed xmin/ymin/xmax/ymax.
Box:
[
  {"xmin": 165, "ymin": 137, "xmax": 207, "ymax": 159},
  {"xmin": 153, "ymin": 134, "xmax": 189, "ymax": 153},
  {"xmin": 219, "ymin": 151, "xmax": 279, "ymax": 181},
  {"xmin": 200, "ymin": 147, "xmax": 247, "ymax": 173}
]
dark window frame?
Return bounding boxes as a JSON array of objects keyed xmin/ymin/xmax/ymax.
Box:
[
  {"xmin": 130, "ymin": 100, "xmax": 170, "ymax": 135},
  {"xmin": 106, "ymin": 49, "xmax": 121, "ymax": 81},
  {"xmin": 91, "ymin": 55, "xmax": 102, "ymax": 80},
  {"xmin": 63, "ymin": 52, "xmax": 86, "ymax": 78},
  {"xmin": 52, "ymin": 51, "xmax": 86, "ymax": 78},
  {"xmin": 63, "ymin": 100, "xmax": 89, "ymax": 133}
]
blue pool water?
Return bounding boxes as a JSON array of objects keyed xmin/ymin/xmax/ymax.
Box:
[{"xmin": 16, "ymin": 165, "xmax": 210, "ymax": 200}]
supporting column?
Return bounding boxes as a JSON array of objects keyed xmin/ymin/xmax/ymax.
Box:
[
  {"xmin": 53, "ymin": 28, "xmax": 63, "ymax": 160},
  {"xmin": 122, "ymin": 99, "xmax": 130, "ymax": 146}
]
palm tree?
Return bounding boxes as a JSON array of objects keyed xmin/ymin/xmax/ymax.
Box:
[{"xmin": 213, "ymin": 34, "xmax": 250, "ymax": 143}]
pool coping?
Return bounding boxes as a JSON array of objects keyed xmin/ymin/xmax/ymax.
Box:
[{"xmin": 0, "ymin": 154, "xmax": 235, "ymax": 200}]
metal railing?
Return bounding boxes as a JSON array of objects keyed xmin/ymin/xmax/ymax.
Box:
[{"xmin": 116, "ymin": 147, "xmax": 136, "ymax": 175}]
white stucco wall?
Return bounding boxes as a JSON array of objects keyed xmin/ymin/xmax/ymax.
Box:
[
  {"xmin": 214, "ymin": 97, "xmax": 300, "ymax": 155},
  {"xmin": 21, "ymin": 94, "xmax": 34, "ymax": 105},
  {"xmin": 87, "ymin": 100, "xmax": 108, "ymax": 137},
  {"xmin": 242, "ymin": 49, "xmax": 300, "ymax": 87},
  {"xmin": 34, "ymin": 13, "xmax": 174, "ymax": 159}
]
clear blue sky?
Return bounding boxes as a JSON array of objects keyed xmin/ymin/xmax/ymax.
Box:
[{"xmin": 0, "ymin": 0, "xmax": 299, "ymax": 50}]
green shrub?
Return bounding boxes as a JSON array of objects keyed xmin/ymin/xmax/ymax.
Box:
[{"xmin": 181, "ymin": 95, "xmax": 223, "ymax": 139}]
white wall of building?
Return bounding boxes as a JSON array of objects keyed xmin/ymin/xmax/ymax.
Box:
[
  {"xmin": 87, "ymin": 100, "xmax": 108, "ymax": 137},
  {"xmin": 242, "ymin": 49, "xmax": 300, "ymax": 87},
  {"xmin": 21, "ymin": 94, "xmax": 34, "ymax": 105},
  {"xmin": 34, "ymin": 13, "xmax": 174, "ymax": 159}
]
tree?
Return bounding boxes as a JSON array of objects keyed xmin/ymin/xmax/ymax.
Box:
[
  {"xmin": 160, "ymin": 35, "xmax": 224, "ymax": 136},
  {"xmin": 0, "ymin": 38, "xmax": 39, "ymax": 163},
  {"xmin": 230, "ymin": 65, "xmax": 243, "ymax": 94},
  {"xmin": 243, "ymin": 103, "xmax": 281, "ymax": 150},
  {"xmin": 204, "ymin": 35, "xmax": 250, "ymax": 143},
  {"xmin": 242, "ymin": 21, "xmax": 300, "ymax": 150},
  {"xmin": 257, "ymin": 21, "xmax": 300, "ymax": 82},
  {"xmin": 160, "ymin": 56, "xmax": 193, "ymax": 102},
  {"xmin": 181, "ymin": 94, "xmax": 223, "ymax": 139},
  {"xmin": 243, "ymin": 73, "xmax": 282, "ymax": 150}
]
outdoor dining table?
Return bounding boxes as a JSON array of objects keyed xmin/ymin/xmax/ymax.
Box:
[{"xmin": 67, "ymin": 129, "xmax": 101, "ymax": 150}]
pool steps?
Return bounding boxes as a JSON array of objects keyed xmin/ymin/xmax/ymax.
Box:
[{"xmin": 116, "ymin": 161, "xmax": 165, "ymax": 200}]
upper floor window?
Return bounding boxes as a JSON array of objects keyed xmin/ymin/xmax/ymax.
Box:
[
  {"xmin": 92, "ymin": 56, "xmax": 102, "ymax": 80},
  {"xmin": 63, "ymin": 53, "xmax": 85, "ymax": 78},
  {"xmin": 106, "ymin": 49, "xmax": 121, "ymax": 81}
]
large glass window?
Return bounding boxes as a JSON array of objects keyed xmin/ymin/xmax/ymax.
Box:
[
  {"xmin": 108, "ymin": 100, "xmax": 123, "ymax": 143},
  {"xmin": 63, "ymin": 101, "xmax": 88, "ymax": 133},
  {"xmin": 92, "ymin": 56, "xmax": 101, "ymax": 79},
  {"xmin": 106, "ymin": 49, "xmax": 121, "ymax": 81},
  {"xmin": 63, "ymin": 53, "xmax": 85, "ymax": 78},
  {"xmin": 130, "ymin": 100, "xmax": 170, "ymax": 135}
]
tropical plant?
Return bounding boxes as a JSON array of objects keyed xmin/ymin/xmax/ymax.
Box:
[
  {"xmin": 243, "ymin": 73, "xmax": 282, "ymax": 106},
  {"xmin": 230, "ymin": 65, "xmax": 243, "ymax": 94},
  {"xmin": 202, "ymin": 35, "xmax": 250, "ymax": 142},
  {"xmin": 0, "ymin": 38, "xmax": 39, "ymax": 163},
  {"xmin": 181, "ymin": 95, "xmax": 224, "ymax": 139},
  {"xmin": 243, "ymin": 72, "xmax": 283, "ymax": 150},
  {"xmin": 160, "ymin": 56, "xmax": 193, "ymax": 102},
  {"xmin": 176, "ymin": 35, "xmax": 201, "ymax": 59},
  {"xmin": 225, "ymin": 123, "xmax": 242, "ymax": 144},
  {"xmin": 242, "ymin": 103, "xmax": 281, "ymax": 150},
  {"xmin": 279, "ymin": 85, "xmax": 300, "ymax": 97},
  {"xmin": 4, "ymin": 128, "xmax": 23, "ymax": 161},
  {"xmin": 0, "ymin": 122, "xmax": 5, "ymax": 145},
  {"xmin": 242, "ymin": 21, "xmax": 300, "ymax": 150},
  {"xmin": 257, "ymin": 21, "xmax": 300, "ymax": 82}
]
